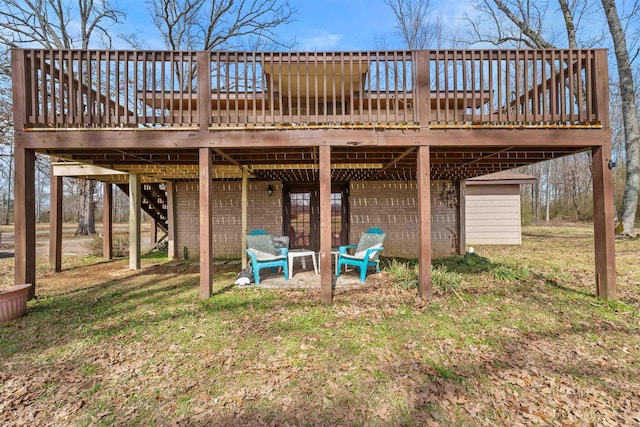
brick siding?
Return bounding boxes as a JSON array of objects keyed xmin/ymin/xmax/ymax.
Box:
[
  {"xmin": 349, "ymin": 181, "xmax": 458, "ymax": 259},
  {"xmin": 175, "ymin": 181, "xmax": 282, "ymax": 259},
  {"xmin": 174, "ymin": 180, "xmax": 458, "ymax": 259}
]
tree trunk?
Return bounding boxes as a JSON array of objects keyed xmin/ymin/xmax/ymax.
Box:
[
  {"xmin": 5, "ymin": 145, "xmax": 12, "ymax": 225},
  {"xmin": 545, "ymin": 161, "xmax": 551, "ymax": 222},
  {"xmin": 75, "ymin": 179, "xmax": 96, "ymax": 235},
  {"xmin": 601, "ymin": 0, "xmax": 640, "ymax": 236}
]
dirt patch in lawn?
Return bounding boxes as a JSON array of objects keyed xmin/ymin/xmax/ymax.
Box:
[{"xmin": 0, "ymin": 223, "xmax": 152, "ymax": 290}]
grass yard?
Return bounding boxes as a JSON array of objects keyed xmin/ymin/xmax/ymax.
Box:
[{"xmin": 1, "ymin": 223, "xmax": 639, "ymax": 426}]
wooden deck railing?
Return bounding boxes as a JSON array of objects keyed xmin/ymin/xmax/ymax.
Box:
[
  {"xmin": 421, "ymin": 49, "xmax": 607, "ymax": 127},
  {"xmin": 11, "ymin": 48, "xmax": 608, "ymax": 130}
]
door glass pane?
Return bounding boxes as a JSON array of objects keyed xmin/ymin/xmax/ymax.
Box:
[
  {"xmin": 289, "ymin": 192, "xmax": 311, "ymax": 247},
  {"xmin": 287, "ymin": 188, "xmax": 345, "ymax": 250},
  {"xmin": 331, "ymin": 192, "xmax": 342, "ymax": 247}
]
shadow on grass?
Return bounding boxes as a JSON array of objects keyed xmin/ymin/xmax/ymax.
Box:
[
  {"xmin": 521, "ymin": 232, "xmax": 592, "ymax": 239},
  {"xmin": 57, "ymin": 257, "xmax": 123, "ymax": 273},
  {"xmin": 1, "ymin": 262, "xmax": 206, "ymax": 357},
  {"xmin": 2, "ymin": 255, "xmax": 638, "ymax": 425},
  {"xmin": 212, "ymin": 283, "xmax": 235, "ymax": 297},
  {"xmin": 534, "ymin": 273, "xmax": 594, "ymax": 297},
  {"xmin": 7, "ymin": 258, "xmax": 264, "ymax": 353}
]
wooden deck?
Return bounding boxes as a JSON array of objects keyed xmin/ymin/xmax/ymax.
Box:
[
  {"xmin": 10, "ymin": 48, "xmax": 616, "ymax": 304},
  {"xmin": 13, "ymin": 49, "xmax": 607, "ymax": 130},
  {"xmin": 11, "ymin": 48, "xmax": 610, "ymax": 182}
]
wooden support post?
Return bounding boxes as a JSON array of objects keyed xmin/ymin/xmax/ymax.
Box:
[
  {"xmin": 241, "ymin": 166, "xmax": 249, "ymax": 269},
  {"xmin": 416, "ymin": 51, "xmax": 430, "ymax": 124},
  {"xmin": 129, "ymin": 174, "xmax": 141, "ymax": 270},
  {"xmin": 103, "ymin": 183, "xmax": 113, "ymax": 260},
  {"xmin": 594, "ymin": 50, "xmax": 610, "ymax": 129},
  {"xmin": 199, "ymin": 148, "xmax": 213, "ymax": 299},
  {"xmin": 592, "ymin": 145, "xmax": 616, "ymax": 299},
  {"xmin": 14, "ymin": 147, "xmax": 36, "ymax": 299},
  {"xmin": 166, "ymin": 181, "xmax": 177, "ymax": 260},
  {"xmin": 11, "ymin": 50, "xmax": 26, "ymax": 132},
  {"xmin": 417, "ymin": 146, "xmax": 432, "ymax": 300},
  {"xmin": 197, "ymin": 52, "xmax": 212, "ymax": 130},
  {"xmin": 49, "ymin": 163, "xmax": 62, "ymax": 272},
  {"xmin": 319, "ymin": 145, "xmax": 333, "ymax": 305},
  {"xmin": 150, "ymin": 217, "xmax": 158, "ymax": 246},
  {"xmin": 458, "ymin": 180, "xmax": 466, "ymax": 255}
]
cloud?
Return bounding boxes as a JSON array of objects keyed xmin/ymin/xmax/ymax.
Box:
[{"xmin": 299, "ymin": 30, "xmax": 343, "ymax": 51}]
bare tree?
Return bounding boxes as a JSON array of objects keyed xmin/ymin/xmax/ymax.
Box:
[
  {"xmin": 146, "ymin": 0, "xmax": 295, "ymax": 51},
  {"xmin": 465, "ymin": 0, "xmax": 639, "ymax": 231},
  {"xmin": 384, "ymin": 0, "xmax": 444, "ymax": 49},
  {"xmin": 0, "ymin": 0, "xmax": 124, "ymax": 48},
  {"xmin": 0, "ymin": 0, "xmax": 125, "ymax": 234},
  {"xmin": 465, "ymin": 0, "xmax": 605, "ymax": 49},
  {"xmin": 75, "ymin": 179, "xmax": 96, "ymax": 234},
  {"xmin": 601, "ymin": 0, "xmax": 640, "ymax": 236},
  {"xmin": 0, "ymin": 63, "xmax": 13, "ymax": 225},
  {"xmin": 0, "ymin": 85, "xmax": 13, "ymax": 225}
]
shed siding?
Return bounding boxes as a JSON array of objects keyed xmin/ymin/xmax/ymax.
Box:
[{"xmin": 465, "ymin": 184, "xmax": 522, "ymax": 245}]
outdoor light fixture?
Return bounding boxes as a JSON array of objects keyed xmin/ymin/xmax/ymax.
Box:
[
  {"xmin": 267, "ymin": 184, "xmax": 273, "ymax": 197},
  {"xmin": 608, "ymin": 159, "xmax": 617, "ymax": 170}
]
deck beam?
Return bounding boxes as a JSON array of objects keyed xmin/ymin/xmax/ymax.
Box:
[{"xmin": 16, "ymin": 128, "xmax": 609, "ymax": 151}]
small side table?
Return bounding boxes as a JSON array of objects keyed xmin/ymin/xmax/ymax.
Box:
[
  {"xmin": 332, "ymin": 250, "xmax": 342, "ymax": 273},
  {"xmin": 317, "ymin": 249, "xmax": 340, "ymax": 271},
  {"xmin": 287, "ymin": 249, "xmax": 319, "ymax": 279}
]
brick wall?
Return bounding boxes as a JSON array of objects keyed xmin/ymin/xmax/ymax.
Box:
[
  {"xmin": 349, "ymin": 181, "xmax": 458, "ymax": 258},
  {"xmin": 174, "ymin": 180, "xmax": 458, "ymax": 259},
  {"xmin": 174, "ymin": 182, "xmax": 200, "ymax": 259},
  {"xmin": 174, "ymin": 181, "xmax": 283, "ymax": 259}
]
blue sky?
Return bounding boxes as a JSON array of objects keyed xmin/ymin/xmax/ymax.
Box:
[
  {"xmin": 121, "ymin": 0, "xmax": 465, "ymax": 51},
  {"xmin": 286, "ymin": 0, "xmax": 398, "ymax": 50}
]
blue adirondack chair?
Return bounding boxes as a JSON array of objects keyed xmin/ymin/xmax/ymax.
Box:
[
  {"xmin": 245, "ymin": 230, "xmax": 288, "ymax": 285},
  {"xmin": 335, "ymin": 228, "xmax": 386, "ymax": 283}
]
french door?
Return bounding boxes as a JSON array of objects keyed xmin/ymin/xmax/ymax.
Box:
[{"xmin": 283, "ymin": 183, "xmax": 349, "ymax": 251}]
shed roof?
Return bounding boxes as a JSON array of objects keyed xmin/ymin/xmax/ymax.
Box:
[{"xmin": 466, "ymin": 170, "xmax": 537, "ymax": 186}]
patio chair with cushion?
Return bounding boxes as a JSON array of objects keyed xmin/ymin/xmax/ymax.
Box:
[
  {"xmin": 245, "ymin": 230, "xmax": 289, "ymax": 285},
  {"xmin": 335, "ymin": 227, "xmax": 386, "ymax": 283}
]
